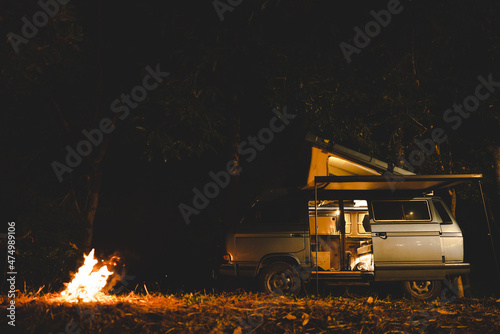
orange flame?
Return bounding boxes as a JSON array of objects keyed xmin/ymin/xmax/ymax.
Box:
[{"xmin": 59, "ymin": 249, "xmax": 115, "ymax": 302}]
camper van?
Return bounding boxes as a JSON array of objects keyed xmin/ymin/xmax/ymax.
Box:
[
  {"xmin": 218, "ymin": 190, "xmax": 474, "ymax": 300},
  {"xmin": 217, "ymin": 136, "xmax": 483, "ymax": 300}
]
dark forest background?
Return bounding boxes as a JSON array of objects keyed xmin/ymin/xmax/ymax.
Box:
[{"xmin": 1, "ymin": 0, "xmax": 499, "ymax": 296}]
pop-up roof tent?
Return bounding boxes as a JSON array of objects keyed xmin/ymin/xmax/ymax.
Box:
[
  {"xmin": 304, "ymin": 133, "xmax": 484, "ymax": 194},
  {"xmin": 303, "ymin": 134, "xmax": 498, "ymax": 284},
  {"xmin": 304, "ymin": 133, "xmax": 415, "ymax": 186}
]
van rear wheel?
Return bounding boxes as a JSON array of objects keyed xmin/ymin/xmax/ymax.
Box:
[
  {"xmin": 403, "ymin": 280, "xmax": 441, "ymax": 300},
  {"xmin": 259, "ymin": 262, "xmax": 301, "ymax": 295}
]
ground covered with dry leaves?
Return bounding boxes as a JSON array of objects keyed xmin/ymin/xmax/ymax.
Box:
[{"xmin": 3, "ymin": 292, "xmax": 500, "ymax": 333}]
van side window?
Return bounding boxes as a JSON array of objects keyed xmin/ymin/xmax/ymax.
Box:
[
  {"xmin": 358, "ymin": 213, "xmax": 371, "ymax": 233},
  {"xmin": 403, "ymin": 201, "xmax": 430, "ymax": 220},
  {"xmin": 308, "ymin": 213, "xmax": 353, "ymax": 235},
  {"xmin": 372, "ymin": 201, "xmax": 430, "ymax": 221},
  {"xmin": 433, "ymin": 201, "xmax": 453, "ymax": 224},
  {"xmin": 372, "ymin": 201, "xmax": 404, "ymax": 220},
  {"xmin": 345, "ymin": 213, "xmax": 352, "ymax": 234},
  {"xmin": 252, "ymin": 197, "xmax": 302, "ymax": 225}
]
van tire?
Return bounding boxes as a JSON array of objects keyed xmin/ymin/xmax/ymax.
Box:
[
  {"xmin": 259, "ymin": 262, "xmax": 302, "ymax": 295},
  {"xmin": 403, "ymin": 280, "xmax": 441, "ymax": 301}
]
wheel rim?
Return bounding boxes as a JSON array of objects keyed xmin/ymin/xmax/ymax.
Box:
[
  {"xmin": 409, "ymin": 281, "xmax": 433, "ymax": 296},
  {"xmin": 267, "ymin": 270, "xmax": 296, "ymax": 293}
]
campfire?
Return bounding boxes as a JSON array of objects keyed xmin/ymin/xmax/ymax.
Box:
[{"xmin": 55, "ymin": 249, "xmax": 119, "ymax": 303}]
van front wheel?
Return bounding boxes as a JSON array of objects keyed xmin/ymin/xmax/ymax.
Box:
[
  {"xmin": 403, "ymin": 280, "xmax": 441, "ymax": 300},
  {"xmin": 259, "ymin": 262, "xmax": 302, "ymax": 295}
]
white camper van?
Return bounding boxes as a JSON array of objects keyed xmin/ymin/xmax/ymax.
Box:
[{"xmin": 217, "ymin": 136, "xmax": 487, "ymax": 300}]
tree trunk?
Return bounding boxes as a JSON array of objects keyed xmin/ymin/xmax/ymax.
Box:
[
  {"xmin": 83, "ymin": 136, "xmax": 109, "ymax": 250},
  {"xmin": 223, "ymin": 115, "xmax": 241, "ymax": 228},
  {"xmin": 448, "ymin": 152, "xmax": 457, "ymax": 216},
  {"xmin": 491, "ymin": 146, "xmax": 500, "ymax": 227},
  {"xmin": 83, "ymin": 0, "xmax": 106, "ymax": 251},
  {"xmin": 84, "ymin": 172, "xmax": 101, "ymax": 251},
  {"xmin": 449, "ymin": 188, "xmax": 457, "ymax": 217},
  {"xmin": 494, "ymin": 146, "xmax": 500, "ymax": 198}
]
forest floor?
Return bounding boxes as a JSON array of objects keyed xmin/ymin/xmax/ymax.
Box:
[{"xmin": 3, "ymin": 292, "xmax": 500, "ymax": 333}]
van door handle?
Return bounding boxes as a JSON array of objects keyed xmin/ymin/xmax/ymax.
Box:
[
  {"xmin": 290, "ymin": 233, "xmax": 304, "ymax": 237},
  {"xmin": 375, "ymin": 232, "xmax": 387, "ymax": 239}
]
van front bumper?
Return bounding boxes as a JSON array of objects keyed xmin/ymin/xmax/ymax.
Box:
[
  {"xmin": 217, "ymin": 264, "xmax": 256, "ymax": 278},
  {"xmin": 217, "ymin": 264, "xmax": 237, "ymax": 277}
]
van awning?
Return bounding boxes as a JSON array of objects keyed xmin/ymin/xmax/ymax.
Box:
[{"xmin": 310, "ymin": 174, "xmax": 483, "ymax": 192}]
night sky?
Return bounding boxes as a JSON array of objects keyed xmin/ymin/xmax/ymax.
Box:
[{"xmin": 1, "ymin": 0, "xmax": 499, "ymax": 295}]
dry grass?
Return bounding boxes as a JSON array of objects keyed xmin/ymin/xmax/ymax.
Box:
[{"xmin": 2, "ymin": 292, "xmax": 500, "ymax": 333}]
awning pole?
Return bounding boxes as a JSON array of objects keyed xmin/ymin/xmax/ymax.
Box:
[
  {"xmin": 339, "ymin": 199, "xmax": 345, "ymax": 271},
  {"xmin": 478, "ymin": 180, "xmax": 500, "ymax": 279},
  {"xmin": 315, "ymin": 179, "xmax": 319, "ymax": 295}
]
